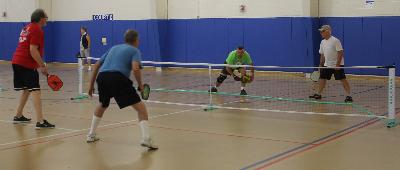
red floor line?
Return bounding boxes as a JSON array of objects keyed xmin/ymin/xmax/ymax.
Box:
[
  {"xmin": 4, "ymin": 111, "xmax": 397, "ymax": 153},
  {"xmin": 255, "ymin": 118, "xmax": 381, "ymax": 170}
]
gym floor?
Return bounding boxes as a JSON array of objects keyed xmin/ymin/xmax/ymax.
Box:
[{"xmin": 0, "ymin": 62, "xmax": 399, "ymax": 170}]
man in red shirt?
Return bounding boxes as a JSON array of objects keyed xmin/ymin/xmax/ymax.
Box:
[{"xmin": 11, "ymin": 9, "xmax": 55, "ymax": 129}]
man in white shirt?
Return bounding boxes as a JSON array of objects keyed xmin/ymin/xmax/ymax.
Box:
[{"xmin": 309, "ymin": 25, "xmax": 353, "ymax": 103}]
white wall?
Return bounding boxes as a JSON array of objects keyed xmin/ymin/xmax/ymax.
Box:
[
  {"xmin": 51, "ymin": 0, "xmax": 159, "ymax": 21},
  {"xmin": 319, "ymin": 0, "xmax": 400, "ymax": 17},
  {"xmin": 0, "ymin": 0, "xmax": 39, "ymax": 22},
  {"xmin": 0, "ymin": 0, "xmax": 321, "ymax": 22},
  {"xmin": 168, "ymin": 0, "xmax": 312, "ymax": 19}
]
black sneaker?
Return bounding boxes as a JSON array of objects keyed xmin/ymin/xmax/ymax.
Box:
[
  {"xmin": 35, "ymin": 120, "xmax": 55, "ymax": 129},
  {"xmin": 309, "ymin": 93, "xmax": 322, "ymax": 99},
  {"xmin": 240, "ymin": 89, "xmax": 248, "ymax": 95},
  {"xmin": 208, "ymin": 87, "xmax": 218, "ymax": 93},
  {"xmin": 13, "ymin": 115, "xmax": 32, "ymax": 124},
  {"xmin": 345, "ymin": 96, "xmax": 353, "ymax": 103}
]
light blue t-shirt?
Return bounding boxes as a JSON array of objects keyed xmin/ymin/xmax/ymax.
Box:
[{"xmin": 99, "ymin": 44, "xmax": 142, "ymax": 78}]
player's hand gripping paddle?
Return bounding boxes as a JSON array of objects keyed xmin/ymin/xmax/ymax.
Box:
[
  {"xmin": 241, "ymin": 74, "xmax": 253, "ymax": 84},
  {"xmin": 138, "ymin": 83, "xmax": 150, "ymax": 100},
  {"xmin": 310, "ymin": 71, "xmax": 320, "ymax": 82}
]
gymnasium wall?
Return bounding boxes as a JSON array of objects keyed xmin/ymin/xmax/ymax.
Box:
[
  {"xmin": 319, "ymin": 0, "xmax": 400, "ymax": 75},
  {"xmin": 162, "ymin": 0, "xmax": 320, "ymax": 67},
  {"xmin": 0, "ymin": 0, "xmax": 398, "ymax": 75},
  {"xmin": 0, "ymin": 0, "xmax": 39, "ymax": 61}
]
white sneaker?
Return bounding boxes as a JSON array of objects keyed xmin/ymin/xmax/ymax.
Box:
[
  {"xmin": 86, "ymin": 134, "xmax": 100, "ymax": 143},
  {"xmin": 141, "ymin": 138, "xmax": 158, "ymax": 150}
]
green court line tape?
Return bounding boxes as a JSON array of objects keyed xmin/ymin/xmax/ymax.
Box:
[
  {"xmin": 152, "ymin": 88, "xmax": 375, "ymax": 116},
  {"xmin": 153, "ymin": 88, "xmax": 351, "ymax": 105},
  {"xmin": 70, "ymin": 94, "xmax": 89, "ymax": 100}
]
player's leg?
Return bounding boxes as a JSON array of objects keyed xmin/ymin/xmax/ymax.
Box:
[
  {"xmin": 87, "ymin": 72, "xmax": 110, "ymax": 143},
  {"xmin": 21, "ymin": 68, "xmax": 55, "ymax": 129},
  {"xmin": 239, "ymin": 67, "xmax": 248, "ymax": 95},
  {"xmin": 110, "ymin": 72, "xmax": 158, "ymax": 149},
  {"xmin": 334, "ymin": 68, "xmax": 352, "ymax": 102},
  {"xmin": 85, "ymin": 49, "xmax": 91, "ymax": 71},
  {"xmin": 130, "ymin": 102, "xmax": 157, "ymax": 149},
  {"xmin": 87, "ymin": 103, "xmax": 108, "ymax": 143},
  {"xmin": 310, "ymin": 68, "xmax": 332, "ymax": 99},
  {"xmin": 12, "ymin": 65, "xmax": 32, "ymax": 123},
  {"xmin": 209, "ymin": 66, "xmax": 231, "ymax": 93},
  {"xmin": 80, "ymin": 50, "xmax": 86, "ymax": 66},
  {"xmin": 15, "ymin": 89, "xmax": 30, "ymax": 117}
]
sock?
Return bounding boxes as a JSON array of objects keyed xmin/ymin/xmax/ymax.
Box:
[
  {"xmin": 89, "ymin": 115, "xmax": 101, "ymax": 135},
  {"xmin": 139, "ymin": 120, "xmax": 150, "ymax": 140}
]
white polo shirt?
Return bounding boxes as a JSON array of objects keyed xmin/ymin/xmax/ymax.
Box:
[{"xmin": 319, "ymin": 36, "xmax": 344, "ymax": 67}]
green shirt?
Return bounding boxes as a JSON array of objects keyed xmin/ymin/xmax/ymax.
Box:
[{"xmin": 225, "ymin": 50, "xmax": 253, "ymax": 67}]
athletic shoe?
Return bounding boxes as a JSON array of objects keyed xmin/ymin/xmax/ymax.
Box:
[
  {"xmin": 141, "ymin": 138, "xmax": 158, "ymax": 150},
  {"xmin": 309, "ymin": 93, "xmax": 322, "ymax": 99},
  {"xmin": 13, "ymin": 115, "xmax": 31, "ymax": 124},
  {"xmin": 208, "ymin": 87, "xmax": 218, "ymax": 93},
  {"xmin": 345, "ymin": 96, "xmax": 353, "ymax": 103},
  {"xmin": 240, "ymin": 89, "xmax": 247, "ymax": 95},
  {"xmin": 35, "ymin": 120, "xmax": 55, "ymax": 129},
  {"xmin": 86, "ymin": 134, "xmax": 100, "ymax": 143}
]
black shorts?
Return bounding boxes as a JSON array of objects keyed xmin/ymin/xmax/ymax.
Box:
[
  {"xmin": 221, "ymin": 61, "xmax": 242, "ymax": 75},
  {"xmin": 12, "ymin": 64, "xmax": 40, "ymax": 92},
  {"xmin": 96, "ymin": 72, "xmax": 141, "ymax": 109},
  {"xmin": 320, "ymin": 66, "xmax": 346, "ymax": 80}
]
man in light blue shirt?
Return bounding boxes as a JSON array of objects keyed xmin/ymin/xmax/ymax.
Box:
[
  {"xmin": 86, "ymin": 29, "xmax": 158, "ymax": 150},
  {"xmin": 98, "ymin": 42, "xmax": 142, "ymax": 78}
]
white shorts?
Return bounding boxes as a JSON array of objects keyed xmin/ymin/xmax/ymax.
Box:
[{"xmin": 80, "ymin": 49, "xmax": 90, "ymax": 58}]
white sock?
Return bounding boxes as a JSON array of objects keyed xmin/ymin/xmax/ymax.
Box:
[
  {"xmin": 241, "ymin": 87, "xmax": 245, "ymax": 90},
  {"xmin": 139, "ymin": 120, "xmax": 150, "ymax": 140},
  {"xmin": 89, "ymin": 115, "xmax": 101, "ymax": 135}
]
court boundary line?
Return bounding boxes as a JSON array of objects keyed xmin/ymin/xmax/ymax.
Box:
[
  {"xmin": 254, "ymin": 118, "xmax": 382, "ymax": 170},
  {"xmin": 0, "ymin": 100, "xmax": 318, "ymax": 150},
  {"xmin": 241, "ymin": 111, "xmax": 400, "ymax": 170},
  {"xmin": 145, "ymin": 100, "xmax": 386, "ymax": 119},
  {"xmin": 0, "ymin": 119, "xmax": 75, "ymax": 132},
  {"xmin": 0, "ymin": 107, "xmax": 200, "ymax": 148},
  {"xmin": 0, "ymin": 98, "xmax": 243, "ymax": 148}
]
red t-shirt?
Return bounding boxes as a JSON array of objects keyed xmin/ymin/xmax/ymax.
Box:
[{"xmin": 12, "ymin": 23, "xmax": 44, "ymax": 69}]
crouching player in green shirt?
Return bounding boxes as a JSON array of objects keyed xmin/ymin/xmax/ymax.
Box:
[{"xmin": 210, "ymin": 46, "xmax": 254, "ymax": 95}]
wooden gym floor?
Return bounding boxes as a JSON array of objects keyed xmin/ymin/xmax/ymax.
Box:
[{"xmin": 0, "ymin": 62, "xmax": 399, "ymax": 170}]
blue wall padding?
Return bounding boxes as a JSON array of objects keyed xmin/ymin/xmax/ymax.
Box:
[
  {"xmin": 164, "ymin": 20, "xmax": 187, "ymax": 62},
  {"xmin": 319, "ymin": 17, "xmax": 344, "ymax": 41},
  {"xmin": 186, "ymin": 19, "xmax": 219, "ymax": 63},
  {"xmin": 1, "ymin": 23, "xmax": 25, "ymax": 61},
  {"xmin": 211, "ymin": 18, "xmax": 230, "ymax": 63},
  {"xmin": 51, "ymin": 21, "xmax": 81, "ymax": 63},
  {"xmin": 381, "ymin": 17, "xmax": 400, "ymax": 74},
  {"xmin": 157, "ymin": 20, "xmax": 169, "ymax": 61},
  {"xmin": 1, "ymin": 17, "xmax": 399, "ymax": 75},
  {"xmin": 227, "ymin": 18, "xmax": 245, "ymax": 52}
]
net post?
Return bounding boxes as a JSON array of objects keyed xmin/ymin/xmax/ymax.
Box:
[
  {"xmin": 0, "ymin": 85, "xmax": 4, "ymax": 92},
  {"xmin": 78, "ymin": 58, "xmax": 83, "ymax": 95},
  {"xmin": 204, "ymin": 64, "xmax": 216, "ymax": 111},
  {"xmin": 71, "ymin": 58, "xmax": 89, "ymax": 100},
  {"xmin": 386, "ymin": 65, "xmax": 398, "ymax": 128}
]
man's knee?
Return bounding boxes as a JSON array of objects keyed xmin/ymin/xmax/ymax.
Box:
[{"xmin": 217, "ymin": 74, "xmax": 227, "ymax": 83}]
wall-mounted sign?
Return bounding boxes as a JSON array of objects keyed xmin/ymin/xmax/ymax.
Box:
[
  {"xmin": 365, "ymin": 0, "xmax": 375, "ymax": 9},
  {"xmin": 92, "ymin": 14, "xmax": 113, "ymax": 20}
]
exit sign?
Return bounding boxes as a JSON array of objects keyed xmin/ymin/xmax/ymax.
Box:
[{"xmin": 92, "ymin": 14, "xmax": 113, "ymax": 20}]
